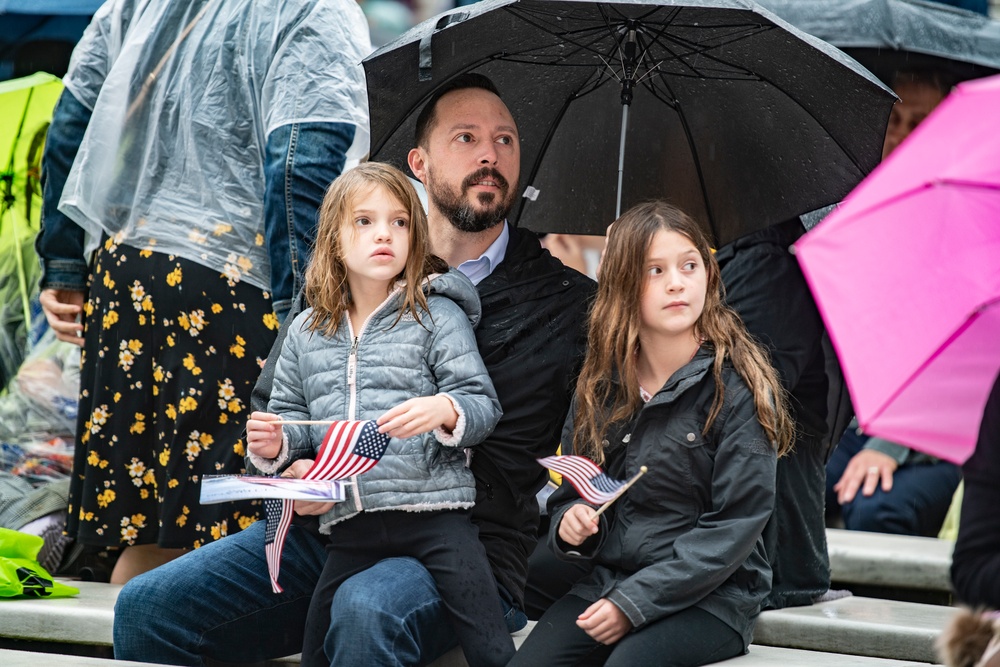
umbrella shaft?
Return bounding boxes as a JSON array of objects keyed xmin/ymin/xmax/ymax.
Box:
[{"xmin": 616, "ymin": 103, "xmax": 630, "ymax": 219}]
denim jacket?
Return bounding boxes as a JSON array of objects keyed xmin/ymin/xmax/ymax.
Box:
[{"xmin": 37, "ymin": 88, "xmax": 355, "ymax": 322}]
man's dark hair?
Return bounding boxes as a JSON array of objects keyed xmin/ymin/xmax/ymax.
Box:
[
  {"xmin": 890, "ymin": 68, "xmax": 957, "ymax": 97},
  {"xmin": 414, "ymin": 73, "xmax": 503, "ymax": 148}
]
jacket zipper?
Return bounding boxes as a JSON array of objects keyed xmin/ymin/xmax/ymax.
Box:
[{"xmin": 344, "ymin": 287, "xmax": 402, "ymax": 512}]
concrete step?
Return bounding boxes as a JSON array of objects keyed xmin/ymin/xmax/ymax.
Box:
[
  {"xmin": 0, "ymin": 580, "xmax": 119, "ymax": 646},
  {"xmin": 827, "ymin": 529, "xmax": 953, "ymax": 593},
  {"xmin": 754, "ymin": 595, "xmax": 957, "ymax": 663},
  {"xmin": 0, "ymin": 648, "xmax": 169, "ymax": 666},
  {"xmin": 715, "ymin": 645, "xmax": 942, "ymax": 666}
]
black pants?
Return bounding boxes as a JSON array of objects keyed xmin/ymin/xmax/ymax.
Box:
[
  {"xmin": 524, "ymin": 514, "xmax": 593, "ymax": 619},
  {"xmin": 763, "ymin": 433, "xmax": 831, "ymax": 609},
  {"xmin": 511, "ymin": 595, "xmax": 744, "ymax": 667},
  {"xmin": 301, "ymin": 509, "xmax": 514, "ymax": 667}
]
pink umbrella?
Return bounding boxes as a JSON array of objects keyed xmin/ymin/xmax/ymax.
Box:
[{"xmin": 794, "ymin": 74, "xmax": 1000, "ymax": 465}]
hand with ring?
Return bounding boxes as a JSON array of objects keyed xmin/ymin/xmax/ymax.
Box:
[{"xmin": 833, "ymin": 448, "xmax": 899, "ymax": 505}]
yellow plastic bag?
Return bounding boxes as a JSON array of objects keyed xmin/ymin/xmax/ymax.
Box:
[{"xmin": 0, "ymin": 527, "xmax": 78, "ymax": 598}]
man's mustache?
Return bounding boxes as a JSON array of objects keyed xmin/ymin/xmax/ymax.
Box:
[{"xmin": 462, "ymin": 167, "xmax": 509, "ymax": 193}]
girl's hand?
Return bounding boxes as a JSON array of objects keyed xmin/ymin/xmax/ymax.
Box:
[
  {"xmin": 377, "ymin": 396, "xmax": 458, "ymax": 439},
  {"xmin": 282, "ymin": 459, "xmax": 335, "ymax": 516},
  {"xmin": 576, "ymin": 598, "xmax": 632, "ymax": 644},
  {"xmin": 246, "ymin": 411, "xmax": 284, "ymax": 459},
  {"xmin": 557, "ymin": 503, "xmax": 600, "ymax": 546}
]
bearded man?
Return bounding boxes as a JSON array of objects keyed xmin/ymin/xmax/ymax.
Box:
[{"xmin": 113, "ymin": 73, "xmax": 595, "ymax": 667}]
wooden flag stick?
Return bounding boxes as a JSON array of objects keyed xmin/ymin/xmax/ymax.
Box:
[
  {"xmin": 591, "ymin": 465, "xmax": 647, "ymax": 522},
  {"xmin": 276, "ymin": 420, "xmax": 338, "ymax": 425}
]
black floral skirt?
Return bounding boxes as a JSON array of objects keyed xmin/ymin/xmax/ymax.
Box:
[{"xmin": 67, "ymin": 237, "xmax": 281, "ymax": 549}]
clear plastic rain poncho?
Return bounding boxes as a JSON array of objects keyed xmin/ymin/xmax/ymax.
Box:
[{"xmin": 58, "ymin": 0, "xmax": 371, "ymax": 292}]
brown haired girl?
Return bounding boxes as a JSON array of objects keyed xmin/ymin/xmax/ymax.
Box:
[
  {"xmin": 245, "ymin": 162, "xmax": 514, "ymax": 667},
  {"xmin": 511, "ymin": 200, "xmax": 793, "ymax": 667}
]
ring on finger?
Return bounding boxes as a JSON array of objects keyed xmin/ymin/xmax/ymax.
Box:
[{"xmin": 867, "ymin": 466, "xmax": 880, "ymax": 475}]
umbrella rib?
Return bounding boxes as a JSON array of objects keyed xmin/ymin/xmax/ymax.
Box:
[
  {"xmin": 501, "ymin": 6, "xmax": 790, "ymax": 85},
  {"xmin": 644, "ymin": 76, "xmax": 719, "ymax": 241},
  {"xmin": 503, "ymin": 6, "xmax": 769, "ymax": 80},
  {"xmin": 823, "ymin": 179, "xmax": 1000, "ymax": 232},
  {"xmin": 935, "ymin": 178, "xmax": 1000, "ymax": 192},
  {"xmin": 516, "ymin": 83, "xmax": 599, "ymax": 227},
  {"xmin": 861, "ymin": 304, "xmax": 997, "ymax": 433},
  {"xmin": 504, "ymin": 7, "xmax": 638, "ymax": 67}
]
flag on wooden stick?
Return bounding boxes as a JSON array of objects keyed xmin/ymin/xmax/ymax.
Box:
[{"xmin": 266, "ymin": 420, "xmax": 389, "ymax": 593}]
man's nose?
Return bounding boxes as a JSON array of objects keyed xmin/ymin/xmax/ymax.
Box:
[{"xmin": 478, "ymin": 143, "xmax": 498, "ymax": 165}]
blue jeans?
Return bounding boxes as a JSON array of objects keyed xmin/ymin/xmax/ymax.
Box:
[
  {"xmin": 826, "ymin": 429, "xmax": 962, "ymax": 537},
  {"xmin": 114, "ymin": 519, "xmax": 526, "ymax": 666}
]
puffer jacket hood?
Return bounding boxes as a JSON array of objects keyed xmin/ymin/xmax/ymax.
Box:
[{"xmin": 422, "ymin": 268, "xmax": 481, "ymax": 329}]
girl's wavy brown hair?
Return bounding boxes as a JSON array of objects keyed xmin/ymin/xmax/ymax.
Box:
[
  {"xmin": 573, "ymin": 201, "xmax": 794, "ymax": 464},
  {"xmin": 303, "ymin": 162, "xmax": 448, "ymax": 336}
]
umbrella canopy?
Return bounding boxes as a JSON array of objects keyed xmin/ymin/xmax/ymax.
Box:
[
  {"xmin": 363, "ymin": 0, "xmax": 895, "ymax": 246},
  {"xmin": 756, "ymin": 0, "xmax": 1000, "ymax": 85},
  {"xmin": 0, "ymin": 1, "xmax": 103, "ymax": 81},
  {"xmin": 0, "ymin": 71, "xmax": 61, "ymax": 383},
  {"xmin": 794, "ymin": 74, "xmax": 1000, "ymax": 465}
]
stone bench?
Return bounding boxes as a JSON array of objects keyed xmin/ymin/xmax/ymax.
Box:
[
  {"xmin": 1, "ymin": 647, "xmax": 173, "ymax": 666},
  {"xmin": 0, "ymin": 580, "xmax": 118, "ymax": 657},
  {"xmin": 754, "ymin": 595, "xmax": 957, "ymax": 663},
  {"xmin": 0, "ymin": 579, "xmax": 956, "ymax": 665},
  {"xmin": 715, "ymin": 645, "xmax": 941, "ymax": 666},
  {"xmin": 0, "ymin": 579, "xmax": 527, "ymax": 666},
  {"xmin": 827, "ymin": 528, "xmax": 954, "ymax": 596}
]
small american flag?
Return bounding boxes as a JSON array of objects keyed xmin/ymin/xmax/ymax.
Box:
[
  {"xmin": 265, "ymin": 420, "xmax": 390, "ymax": 593},
  {"xmin": 537, "ymin": 454, "xmax": 627, "ymax": 505}
]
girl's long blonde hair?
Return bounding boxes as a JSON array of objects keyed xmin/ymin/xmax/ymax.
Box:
[
  {"xmin": 573, "ymin": 201, "xmax": 794, "ymax": 463},
  {"xmin": 303, "ymin": 162, "xmax": 448, "ymax": 337}
]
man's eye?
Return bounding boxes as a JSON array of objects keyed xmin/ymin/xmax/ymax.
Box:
[
  {"xmin": 456, "ymin": 134, "xmax": 472, "ymax": 143},
  {"xmin": 497, "ymin": 136, "xmax": 513, "ymax": 145}
]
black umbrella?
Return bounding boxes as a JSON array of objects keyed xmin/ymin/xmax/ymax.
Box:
[
  {"xmin": 363, "ymin": 0, "xmax": 895, "ymax": 246},
  {"xmin": 756, "ymin": 0, "xmax": 1000, "ymax": 86}
]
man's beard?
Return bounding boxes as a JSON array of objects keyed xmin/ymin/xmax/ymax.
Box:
[{"xmin": 428, "ymin": 166, "xmax": 515, "ymax": 233}]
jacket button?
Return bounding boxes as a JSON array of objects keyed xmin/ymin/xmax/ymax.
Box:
[
  {"xmin": 686, "ymin": 433, "xmax": 696, "ymax": 442},
  {"xmin": 601, "ymin": 439, "xmax": 609, "ymax": 447}
]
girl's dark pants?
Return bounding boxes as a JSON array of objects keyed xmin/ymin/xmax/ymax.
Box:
[{"xmin": 510, "ymin": 594, "xmax": 744, "ymax": 667}]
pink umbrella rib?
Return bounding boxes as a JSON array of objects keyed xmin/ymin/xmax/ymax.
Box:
[
  {"xmin": 930, "ymin": 179, "xmax": 1000, "ymax": 191},
  {"xmin": 859, "ymin": 300, "xmax": 998, "ymax": 431},
  {"xmin": 829, "ymin": 179, "xmax": 999, "ymax": 234}
]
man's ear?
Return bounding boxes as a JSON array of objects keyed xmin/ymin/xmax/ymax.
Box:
[{"xmin": 408, "ymin": 147, "xmax": 428, "ymax": 184}]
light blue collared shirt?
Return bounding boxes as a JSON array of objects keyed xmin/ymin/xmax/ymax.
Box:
[{"xmin": 455, "ymin": 222, "xmax": 509, "ymax": 285}]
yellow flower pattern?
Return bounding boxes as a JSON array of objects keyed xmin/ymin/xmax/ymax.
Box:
[{"xmin": 67, "ymin": 240, "xmax": 273, "ymax": 550}]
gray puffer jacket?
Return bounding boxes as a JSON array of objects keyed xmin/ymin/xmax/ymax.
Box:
[{"xmin": 251, "ymin": 269, "xmax": 501, "ymax": 532}]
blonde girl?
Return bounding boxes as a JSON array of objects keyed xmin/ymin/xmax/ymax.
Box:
[
  {"xmin": 246, "ymin": 162, "xmax": 514, "ymax": 667},
  {"xmin": 511, "ymin": 200, "xmax": 793, "ymax": 667}
]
